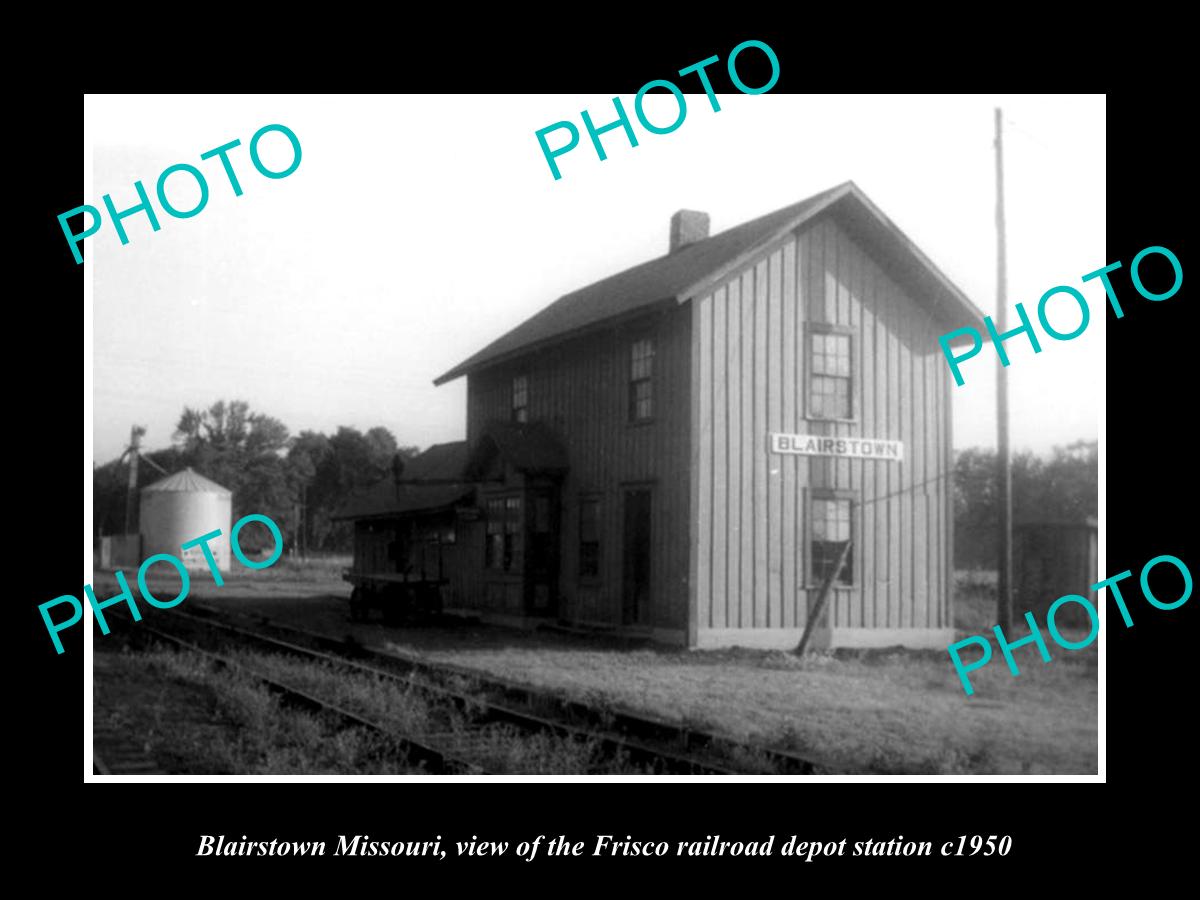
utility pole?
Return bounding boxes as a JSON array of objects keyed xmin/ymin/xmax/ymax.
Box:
[
  {"xmin": 124, "ymin": 425, "xmax": 145, "ymax": 534},
  {"xmin": 994, "ymin": 108, "xmax": 1013, "ymax": 632},
  {"xmin": 301, "ymin": 482, "xmax": 308, "ymax": 560}
]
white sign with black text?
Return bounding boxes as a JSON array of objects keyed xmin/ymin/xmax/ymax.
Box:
[{"xmin": 769, "ymin": 433, "xmax": 904, "ymax": 461}]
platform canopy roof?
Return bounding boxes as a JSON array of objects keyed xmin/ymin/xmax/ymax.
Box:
[{"xmin": 333, "ymin": 442, "xmax": 472, "ymax": 521}]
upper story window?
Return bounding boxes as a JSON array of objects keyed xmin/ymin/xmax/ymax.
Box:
[
  {"xmin": 629, "ymin": 338, "xmax": 654, "ymax": 422},
  {"xmin": 512, "ymin": 375, "xmax": 528, "ymax": 423},
  {"xmin": 809, "ymin": 328, "xmax": 853, "ymax": 420}
]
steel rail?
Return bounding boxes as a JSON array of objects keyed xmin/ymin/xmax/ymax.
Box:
[{"xmin": 168, "ymin": 605, "xmax": 826, "ymax": 775}]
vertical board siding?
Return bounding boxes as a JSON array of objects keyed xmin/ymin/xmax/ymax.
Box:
[
  {"xmin": 766, "ymin": 251, "xmax": 784, "ymax": 627},
  {"xmin": 808, "ymin": 223, "xmax": 827, "ymax": 512},
  {"xmin": 843, "ymin": 224, "xmax": 862, "ymax": 626},
  {"xmin": 807, "ymin": 220, "xmax": 828, "ymax": 626},
  {"xmin": 872, "ymin": 261, "xmax": 887, "ymax": 627},
  {"xmin": 712, "ymin": 287, "xmax": 728, "ymax": 629},
  {"xmin": 897, "ymin": 268, "xmax": 914, "ymax": 629},
  {"xmin": 753, "ymin": 258, "xmax": 769, "ymax": 629},
  {"xmin": 859, "ymin": 246, "xmax": 876, "ymax": 627},
  {"xmin": 940, "ymin": 330, "xmax": 951, "ymax": 625},
  {"xmin": 691, "ymin": 216, "xmax": 950, "ymax": 638},
  {"xmin": 780, "ymin": 241, "xmax": 797, "ymax": 630},
  {"xmin": 832, "ymin": 222, "xmax": 848, "ymax": 626},
  {"xmin": 465, "ymin": 304, "xmax": 692, "ymax": 631},
  {"xmin": 912, "ymin": 295, "xmax": 927, "ymax": 630},
  {"xmin": 697, "ymin": 296, "xmax": 713, "ymax": 627},
  {"xmin": 726, "ymin": 277, "xmax": 742, "ymax": 626},
  {"xmin": 928, "ymin": 322, "xmax": 942, "ymax": 628},
  {"xmin": 739, "ymin": 269, "xmax": 755, "ymax": 627}
]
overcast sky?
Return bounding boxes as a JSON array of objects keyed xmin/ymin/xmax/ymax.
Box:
[{"xmin": 87, "ymin": 93, "xmax": 1104, "ymax": 465}]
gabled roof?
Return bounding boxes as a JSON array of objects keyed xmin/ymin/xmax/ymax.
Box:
[
  {"xmin": 434, "ymin": 182, "xmax": 985, "ymax": 385},
  {"xmin": 465, "ymin": 422, "xmax": 569, "ymax": 479},
  {"xmin": 142, "ymin": 467, "xmax": 231, "ymax": 495},
  {"xmin": 332, "ymin": 442, "xmax": 472, "ymax": 521}
]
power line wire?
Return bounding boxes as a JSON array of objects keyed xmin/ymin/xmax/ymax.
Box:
[{"xmin": 858, "ymin": 470, "xmax": 953, "ymax": 507}]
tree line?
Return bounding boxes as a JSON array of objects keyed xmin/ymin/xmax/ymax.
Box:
[
  {"xmin": 954, "ymin": 439, "xmax": 1097, "ymax": 568},
  {"xmin": 93, "ymin": 400, "xmax": 418, "ymax": 553},
  {"xmin": 95, "ymin": 400, "xmax": 1096, "ymax": 565}
]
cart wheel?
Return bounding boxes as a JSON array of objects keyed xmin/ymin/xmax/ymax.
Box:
[
  {"xmin": 349, "ymin": 588, "xmax": 366, "ymax": 622},
  {"xmin": 382, "ymin": 596, "xmax": 402, "ymax": 625},
  {"xmin": 418, "ymin": 585, "xmax": 442, "ymax": 616}
]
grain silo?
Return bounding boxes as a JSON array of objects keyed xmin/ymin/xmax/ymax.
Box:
[{"xmin": 140, "ymin": 468, "xmax": 233, "ymax": 572}]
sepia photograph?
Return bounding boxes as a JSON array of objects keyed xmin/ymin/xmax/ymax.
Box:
[{"xmin": 84, "ymin": 93, "xmax": 1104, "ymax": 777}]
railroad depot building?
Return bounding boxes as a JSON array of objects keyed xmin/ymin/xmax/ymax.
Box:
[{"xmin": 339, "ymin": 182, "xmax": 985, "ymax": 649}]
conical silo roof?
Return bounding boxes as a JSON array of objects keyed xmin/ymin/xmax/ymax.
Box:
[{"xmin": 141, "ymin": 467, "xmax": 231, "ymax": 495}]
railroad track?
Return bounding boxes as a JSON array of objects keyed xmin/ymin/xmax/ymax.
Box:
[
  {"xmin": 141, "ymin": 625, "xmax": 483, "ymax": 774},
  {"xmin": 146, "ymin": 614, "xmax": 730, "ymax": 774},
  {"xmin": 93, "ymin": 652, "xmax": 166, "ymax": 775},
  {"xmin": 152, "ymin": 604, "xmax": 825, "ymax": 775}
]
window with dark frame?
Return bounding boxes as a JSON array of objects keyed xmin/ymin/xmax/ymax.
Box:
[
  {"xmin": 485, "ymin": 496, "xmax": 523, "ymax": 572},
  {"xmin": 811, "ymin": 496, "xmax": 854, "ymax": 586},
  {"xmin": 810, "ymin": 331, "xmax": 852, "ymax": 419},
  {"xmin": 578, "ymin": 497, "xmax": 600, "ymax": 578},
  {"xmin": 512, "ymin": 375, "xmax": 528, "ymax": 423},
  {"xmin": 629, "ymin": 338, "xmax": 654, "ymax": 422}
]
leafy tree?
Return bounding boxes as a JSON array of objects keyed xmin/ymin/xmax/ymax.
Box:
[
  {"xmin": 94, "ymin": 403, "xmax": 423, "ymax": 556},
  {"xmin": 300, "ymin": 426, "xmax": 416, "ymax": 551},
  {"xmin": 169, "ymin": 400, "xmax": 293, "ymax": 539},
  {"xmin": 285, "ymin": 431, "xmax": 332, "ymax": 551},
  {"xmin": 954, "ymin": 440, "xmax": 1097, "ymax": 568},
  {"xmin": 174, "ymin": 400, "xmax": 289, "ymax": 456}
]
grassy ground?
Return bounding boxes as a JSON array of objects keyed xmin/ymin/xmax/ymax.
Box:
[
  {"xmin": 248, "ymin": 554, "xmax": 352, "ymax": 583},
  {"xmin": 94, "ymin": 631, "xmax": 650, "ymax": 774},
  {"xmin": 219, "ymin": 648, "xmax": 638, "ymax": 774},
  {"xmin": 94, "ymin": 645, "xmax": 409, "ymax": 774},
  {"xmin": 92, "ymin": 566, "xmax": 1097, "ymax": 774},
  {"xmin": 955, "ymin": 568, "xmax": 1001, "ymax": 632},
  {"xmin": 399, "ymin": 642, "xmax": 1095, "ymax": 774}
]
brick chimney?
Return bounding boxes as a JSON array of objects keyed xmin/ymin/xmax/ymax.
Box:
[{"xmin": 669, "ymin": 210, "xmax": 710, "ymax": 253}]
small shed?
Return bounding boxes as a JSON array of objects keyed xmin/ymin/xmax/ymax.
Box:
[
  {"xmin": 140, "ymin": 468, "xmax": 233, "ymax": 572},
  {"xmin": 1014, "ymin": 516, "xmax": 1098, "ymax": 625}
]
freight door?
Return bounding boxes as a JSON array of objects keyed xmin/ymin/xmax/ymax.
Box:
[
  {"xmin": 622, "ymin": 489, "xmax": 652, "ymax": 625},
  {"xmin": 525, "ymin": 489, "xmax": 559, "ymax": 616}
]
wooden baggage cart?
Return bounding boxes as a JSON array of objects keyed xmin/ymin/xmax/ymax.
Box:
[{"xmin": 343, "ymin": 568, "xmax": 446, "ymax": 623}]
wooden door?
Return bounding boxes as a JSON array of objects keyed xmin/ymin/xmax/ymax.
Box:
[
  {"xmin": 526, "ymin": 489, "xmax": 559, "ymax": 616},
  {"xmin": 622, "ymin": 489, "xmax": 652, "ymax": 625}
]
